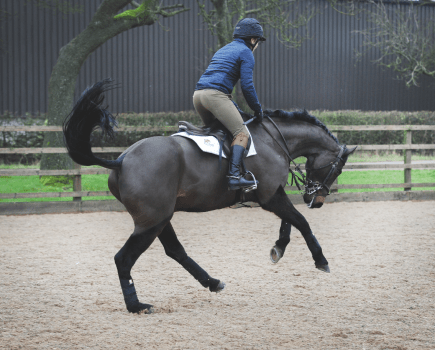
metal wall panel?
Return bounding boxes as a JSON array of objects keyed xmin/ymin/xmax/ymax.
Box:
[{"xmin": 0, "ymin": 0, "xmax": 434, "ymax": 115}]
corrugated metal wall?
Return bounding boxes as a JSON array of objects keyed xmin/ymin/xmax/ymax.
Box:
[{"xmin": 1, "ymin": 0, "xmax": 434, "ymax": 115}]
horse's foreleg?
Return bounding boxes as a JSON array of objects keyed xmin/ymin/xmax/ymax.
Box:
[
  {"xmin": 158, "ymin": 222, "xmax": 225, "ymax": 292},
  {"xmin": 262, "ymin": 186, "xmax": 329, "ymax": 272},
  {"xmin": 114, "ymin": 220, "xmax": 168, "ymax": 314},
  {"xmin": 270, "ymin": 220, "xmax": 291, "ymax": 264}
]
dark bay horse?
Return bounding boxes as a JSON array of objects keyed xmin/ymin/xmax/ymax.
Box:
[{"xmin": 63, "ymin": 80, "xmax": 356, "ymax": 313}]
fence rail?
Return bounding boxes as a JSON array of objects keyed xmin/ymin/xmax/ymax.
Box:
[
  {"xmin": 1, "ymin": 124, "xmax": 434, "ymax": 215},
  {"xmin": 1, "ymin": 125, "xmax": 435, "ymax": 132}
]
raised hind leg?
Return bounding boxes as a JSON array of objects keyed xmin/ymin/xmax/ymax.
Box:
[
  {"xmin": 158, "ymin": 222, "xmax": 225, "ymax": 292},
  {"xmin": 114, "ymin": 220, "xmax": 169, "ymax": 313},
  {"xmin": 270, "ymin": 220, "xmax": 292, "ymax": 264},
  {"xmin": 262, "ymin": 186, "xmax": 329, "ymax": 272}
]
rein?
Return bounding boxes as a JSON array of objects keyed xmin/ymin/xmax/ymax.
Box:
[{"xmin": 260, "ymin": 116, "xmax": 346, "ymax": 196}]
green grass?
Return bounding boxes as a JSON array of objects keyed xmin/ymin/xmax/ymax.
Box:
[
  {"xmin": 335, "ymin": 169, "xmax": 435, "ymax": 192},
  {"xmin": 1, "ymin": 163, "xmax": 435, "ymax": 202},
  {"xmin": 0, "ymin": 174, "xmax": 113, "ymax": 202},
  {"xmin": 286, "ymin": 169, "xmax": 435, "ymax": 194}
]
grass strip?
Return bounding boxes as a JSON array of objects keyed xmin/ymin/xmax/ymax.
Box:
[
  {"xmin": 0, "ymin": 174, "xmax": 112, "ymax": 202},
  {"xmin": 1, "ymin": 169, "xmax": 434, "ymax": 202}
]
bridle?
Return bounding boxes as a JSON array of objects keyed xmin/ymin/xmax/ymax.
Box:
[
  {"xmin": 258, "ymin": 116, "xmax": 347, "ymax": 197},
  {"xmin": 304, "ymin": 145, "xmax": 346, "ymax": 195}
]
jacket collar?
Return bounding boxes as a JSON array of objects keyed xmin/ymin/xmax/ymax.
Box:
[{"xmin": 234, "ymin": 38, "xmax": 252, "ymax": 50}]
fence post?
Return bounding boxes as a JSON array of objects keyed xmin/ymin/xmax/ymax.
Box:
[
  {"xmin": 73, "ymin": 163, "xmax": 82, "ymax": 201},
  {"xmin": 404, "ymin": 129, "xmax": 412, "ymax": 191}
]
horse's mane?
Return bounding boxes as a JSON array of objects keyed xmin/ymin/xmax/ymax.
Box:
[{"xmin": 239, "ymin": 108, "xmax": 340, "ymax": 145}]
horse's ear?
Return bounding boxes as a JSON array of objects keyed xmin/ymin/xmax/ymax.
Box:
[{"xmin": 344, "ymin": 146, "xmax": 357, "ymax": 156}]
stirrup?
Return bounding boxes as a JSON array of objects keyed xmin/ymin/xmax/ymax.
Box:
[{"xmin": 241, "ymin": 171, "xmax": 258, "ymax": 193}]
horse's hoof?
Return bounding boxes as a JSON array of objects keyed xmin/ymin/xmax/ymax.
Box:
[
  {"xmin": 210, "ymin": 281, "xmax": 225, "ymax": 293},
  {"xmin": 127, "ymin": 302, "xmax": 154, "ymax": 314},
  {"xmin": 316, "ymin": 264, "xmax": 330, "ymax": 273},
  {"xmin": 270, "ymin": 246, "xmax": 283, "ymax": 264}
]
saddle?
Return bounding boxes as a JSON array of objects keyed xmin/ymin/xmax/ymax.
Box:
[
  {"xmin": 178, "ymin": 119, "xmax": 232, "ymax": 158},
  {"xmin": 177, "ymin": 119, "xmax": 252, "ymax": 159}
]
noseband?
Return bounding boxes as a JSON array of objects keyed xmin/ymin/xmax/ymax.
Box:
[
  {"xmin": 260, "ymin": 116, "xmax": 346, "ymax": 196},
  {"xmin": 304, "ymin": 145, "xmax": 346, "ymax": 195}
]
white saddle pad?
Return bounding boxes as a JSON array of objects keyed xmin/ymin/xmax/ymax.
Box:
[{"xmin": 171, "ymin": 129, "xmax": 257, "ymax": 158}]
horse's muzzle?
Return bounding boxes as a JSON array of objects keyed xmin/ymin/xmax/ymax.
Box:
[{"xmin": 305, "ymin": 194, "xmax": 326, "ymax": 209}]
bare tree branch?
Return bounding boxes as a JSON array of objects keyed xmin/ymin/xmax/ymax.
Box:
[
  {"xmin": 355, "ymin": 0, "xmax": 435, "ymax": 87},
  {"xmin": 160, "ymin": 4, "xmax": 187, "ymax": 11},
  {"xmin": 156, "ymin": 8, "xmax": 190, "ymax": 17},
  {"xmin": 197, "ymin": 0, "xmax": 318, "ymax": 50},
  {"xmin": 157, "ymin": 4, "xmax": 190, "ymax": 17}
]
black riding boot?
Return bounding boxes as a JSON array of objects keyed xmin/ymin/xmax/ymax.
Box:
[{"xmin": 227, "ymin": 144, "xmax": 258, "ymax": 191}]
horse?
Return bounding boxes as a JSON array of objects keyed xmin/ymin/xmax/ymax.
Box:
[{"xmin": 63, "ymin": 79, "xmax": 356, "ymax": 314}]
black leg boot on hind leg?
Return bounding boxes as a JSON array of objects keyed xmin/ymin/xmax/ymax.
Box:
[{"xmin": 227, "ymin": 132, "xmax": 258, "ymax": 192}]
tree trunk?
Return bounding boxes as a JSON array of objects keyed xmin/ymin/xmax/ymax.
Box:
[
  {"xmin": 211, "ymin": 0, "xmax": 233, "ymax": 49},
  {"xmin": 40, "ymin": 0, "xmax": 159, "ymax": 170}
]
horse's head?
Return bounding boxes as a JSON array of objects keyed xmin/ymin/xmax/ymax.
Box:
[{"xmin": 303, "ymin": 145, "xmax": 357, "ymax": 208}]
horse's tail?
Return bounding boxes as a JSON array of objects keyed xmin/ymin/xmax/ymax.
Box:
[{"xmin": 63, "ymin": 79, "xmax": 125, "ymax": 170}]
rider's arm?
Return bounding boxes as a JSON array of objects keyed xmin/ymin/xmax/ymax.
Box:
[{"xmin": 240, "ymin": 51, "xmax": 262, "ymax": 114}]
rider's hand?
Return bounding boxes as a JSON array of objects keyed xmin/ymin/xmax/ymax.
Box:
[{"xmin": 254, "ymin": 110, "xmax": 264, "ymax": 123}]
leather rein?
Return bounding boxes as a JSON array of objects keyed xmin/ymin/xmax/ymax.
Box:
[{"xmin": 259, "ymin": 116, "xmax": 347, "ymax": 196}]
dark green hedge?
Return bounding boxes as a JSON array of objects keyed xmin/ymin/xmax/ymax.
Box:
[
  {"xmin": 313, "ymin": 110, "xmax": 435, "ymax": 146},
  {"xmin": 1, "ymin": 110, "xmax": 434, "ymax": 164}
]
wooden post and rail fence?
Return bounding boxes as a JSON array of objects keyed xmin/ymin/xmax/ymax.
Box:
[{"xmin": 1, "ymin": 124, "xmax": 435, "ymax": 215}]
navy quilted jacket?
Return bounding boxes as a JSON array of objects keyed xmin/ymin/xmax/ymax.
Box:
[{"xmin": 195, "ymin": 38, "xmax": 262, "ymax": 113}]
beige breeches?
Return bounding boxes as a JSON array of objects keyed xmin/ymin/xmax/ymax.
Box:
[{"xmin": 193, "ymin": 89, "xmax": 249, "ymax": 142}]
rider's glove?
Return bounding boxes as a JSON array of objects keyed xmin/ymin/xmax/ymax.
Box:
[{"xmin": 254, "ymin": 109, "xmax": 264, "ymax": 123}]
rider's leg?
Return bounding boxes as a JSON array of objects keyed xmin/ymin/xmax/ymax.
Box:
[
  {"xmin": 193, "ymin": 89, "xmax": 249, "ymax": 138},
  {"xmin": 227, "ymin": 132, "xmax": 258, "ymax": 190},
  {"xmin": 193, "ymin": 90, "xmax": 216, "ymax": 127},
  {"xmin": 193, "ymin": 89, "xmax": 258, "ymax": 190}
]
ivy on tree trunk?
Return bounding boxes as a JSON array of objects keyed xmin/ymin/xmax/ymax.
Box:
[{"xmin": 41, "ymin": 0, "xmax": 188, "ymax": 170}]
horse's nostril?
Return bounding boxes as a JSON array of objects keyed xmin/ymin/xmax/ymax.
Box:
[
  {"xmin": 308, "ymin": 195, "xmax": 325, "ymax": 209},
  {"xmin": 314, "ymin": 196, "xmax": 325, "ymax": 206}
]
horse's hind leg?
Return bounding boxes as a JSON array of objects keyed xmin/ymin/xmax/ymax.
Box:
[
  {"xmin": 158, "ymin": 222, "xmax": 225, "ymax": 292},
  {"xmin": 114, "ymin": 220, "xmax": 169, "ymax": 313},
  {"xmin": 270, "ymin": 220, "xmax": 291, "ymax": 264},
  {"xmin": 262, "ymin": 186, "xmax": 329, "ymax": 272}
]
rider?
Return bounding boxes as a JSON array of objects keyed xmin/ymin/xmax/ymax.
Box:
[{"xmin": 193, "ymin": 18, "xmax": 265, "ymax": 191}]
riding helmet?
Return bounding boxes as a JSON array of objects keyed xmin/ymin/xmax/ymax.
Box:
[{"xmin": 233, "ymin": 18, "xmax": 266, "ymax": 41}]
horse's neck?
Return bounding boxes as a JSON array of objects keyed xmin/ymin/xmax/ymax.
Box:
[{"xmin": 285, "ymin": 122, "xmax": 340, "ymax": 159}]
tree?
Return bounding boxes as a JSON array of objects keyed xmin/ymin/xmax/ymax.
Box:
[
  {"xmin": 40, "ymin": 0, "xmax": 188, "ymax": 171},
  {"xmin": 197, "ymin": 0, "xmax": 318, "ymax": 51},
  {"xmin": 355, "ymin": 0, "xmax": 435, "ymax": 87}
]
